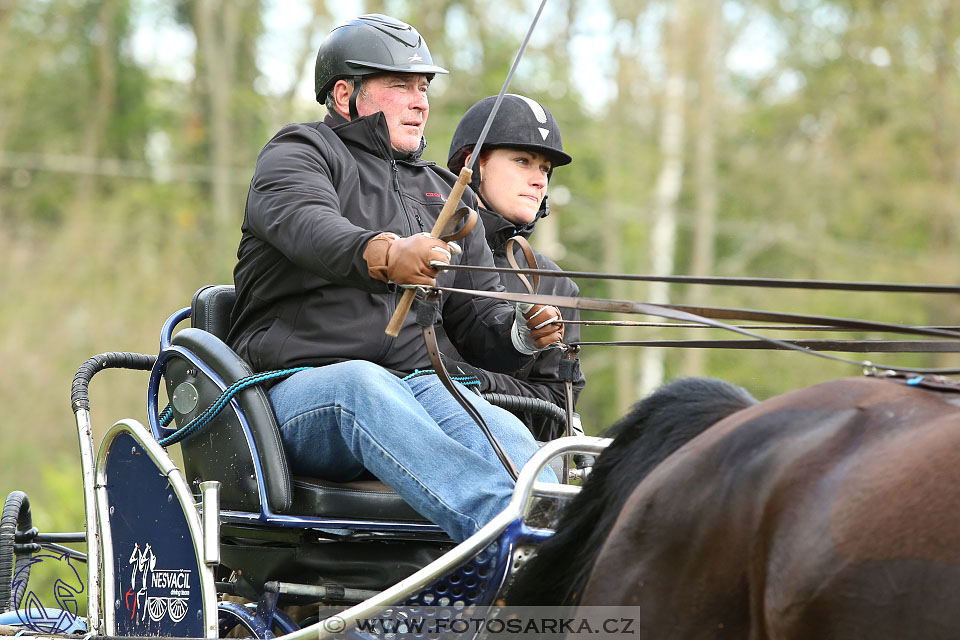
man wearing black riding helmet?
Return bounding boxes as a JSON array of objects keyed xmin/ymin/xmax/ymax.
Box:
[
  {"xmin": 228, "ymin": 15, "xmax": 561, "ymax": 542},
  {"xmin": 442, "ymin": 94, "xmax": 585, "ymax": 441}
]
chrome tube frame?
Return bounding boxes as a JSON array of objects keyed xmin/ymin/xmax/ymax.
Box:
[
  {"xmin": 74, "ymin": 407, "xmax": 102, "ymax": 635},
  {"xmin": 300, "ymin": 435, "xmax": 612, "ymax": 640},
  {"xmin": 200, "ymin": 481, "xmax": 221, "ymax": 566}
]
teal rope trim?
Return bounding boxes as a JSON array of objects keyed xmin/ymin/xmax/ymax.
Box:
[
  {"xmin": 402, "ymin": 368, "xmax": 434, "ymax": 380},
  {"xmin": 402, "ymin": 368, "xmax": 480, "ymax": 387},
  {"xmin": 159, "ymin": 404, "xmax": 174, "ymax": 428},
  {"xmin": 158, "ymin": 367, "xmax": 311, "ymax": 447}
]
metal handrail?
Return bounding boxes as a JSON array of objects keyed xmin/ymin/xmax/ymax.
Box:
[{"xmin": 302, "ymin": 435, "xmax": 612, "ymax": 640}]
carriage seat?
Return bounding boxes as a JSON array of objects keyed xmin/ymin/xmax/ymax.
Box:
[{"xmin": 164, "ymin": 284, "xmax": 426, "ymax": 522}]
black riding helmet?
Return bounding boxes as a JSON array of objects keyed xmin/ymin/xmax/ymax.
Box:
[
  {"xmin": 314, "ymin": 14, "xmax": 448, "ymax": 119},
  {"xmin": 447, "ymin": 94, "xmax": 573, "ymax": 175}
]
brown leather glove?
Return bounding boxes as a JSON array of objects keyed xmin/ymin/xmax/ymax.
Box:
[
  {"xmin": 363, "ymin": 232, "xmax": 452, "ymax": 286},
  {"xmin": 524, "ymin": 304, "xmax": 564, "ymax": 350}
]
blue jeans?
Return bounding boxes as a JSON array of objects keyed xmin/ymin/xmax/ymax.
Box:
[{"xmin": 269, "ymin": 360, "xmax": 557, "ymax": 541}]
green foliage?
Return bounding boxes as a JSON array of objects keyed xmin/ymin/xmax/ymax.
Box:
[{"xmin": 0, "ymin": 453, "xmax": 87, "ymax": 618}]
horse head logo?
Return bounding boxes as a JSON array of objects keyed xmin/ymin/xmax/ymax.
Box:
[{"xmin": 13, "ymin": 551, "xmax": 85, "ymax": 634}]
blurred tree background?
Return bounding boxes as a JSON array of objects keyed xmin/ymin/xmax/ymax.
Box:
[{"xmin": 0, "ymin": 0, "xmax": 958, "ymax": 592}]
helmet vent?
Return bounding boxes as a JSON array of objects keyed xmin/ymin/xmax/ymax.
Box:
[
  {"xmin": 512, "ymin": 94, "xmax": 548, "ymax": 124},
  {"xmin": 359, "ymin": 13, "xmax": 421, "ymax": 48}
]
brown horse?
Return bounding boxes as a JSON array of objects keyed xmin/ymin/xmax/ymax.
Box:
[{"xmin": 510, "ymin": 375, "xmax": 960, "ymax": 639}]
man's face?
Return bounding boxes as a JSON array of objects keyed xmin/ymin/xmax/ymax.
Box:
[{"xmin": 355, "ymin": 73, "xmax": 430, "ymax": 154}]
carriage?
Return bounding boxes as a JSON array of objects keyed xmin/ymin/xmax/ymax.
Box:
[{"xmin": 0, "ymin": 284, "xmax": 609, "ymax": 640}]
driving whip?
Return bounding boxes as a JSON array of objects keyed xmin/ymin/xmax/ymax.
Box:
[{"xmin": 384, "ymin": 0, "xmax": 550, "ymax": 337}]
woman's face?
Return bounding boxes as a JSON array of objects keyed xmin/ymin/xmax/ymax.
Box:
[{"xmin": 474, "ymin": 148, "xmax": 552, "ymax": 225}]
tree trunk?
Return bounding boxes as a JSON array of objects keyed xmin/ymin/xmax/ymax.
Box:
[
  {"xmin": 605, "ymin": 21, "xmax": 643, "ymax": 417},
  {"xmin": 194, "ymin": 0, "xmax": 239, "ymax": 227},
  {"xmin": 925, "ymin": 0, "xmax": 959, "ymax": 365},
  {"xmin": 281, "ymin": 0, "xmax": 329, "ymax": 111},
  {"xmin": 0, "ymin": 0, "xmax": 25, "ymax": 181},
  {"xmin": 604, "ymin": 186, "xmax": 633, "ymax": 418},
  {"xmin": 72, "ymin": 0, "xmax": 118, "ymax": 214},
  {"xmin": 682, "ymin": 0, "xmax": 721, "ymax": 376},
  {"xmin": 639, "ymin": 0, "xmax": 690, "ymax": 396}
]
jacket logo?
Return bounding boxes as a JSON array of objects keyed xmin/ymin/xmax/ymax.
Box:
[{"xmin": 425, "ymin": 192, "xmax": 446, "ymax": 200}]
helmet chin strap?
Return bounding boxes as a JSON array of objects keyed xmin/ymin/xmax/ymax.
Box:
[
  {"xmin": 473, "ymin": 166, "xmax": 494, "ymax": 211},
  {"xmin": 348, "ymin": 75, "xmax": 362, "ymax": 120}
]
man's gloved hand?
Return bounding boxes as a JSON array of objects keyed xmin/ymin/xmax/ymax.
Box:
[
  {"xmin": 363, "ymin": 231, "xmax": 453, "ymax": 286},
  {"xmin": 512, "ymin": 303, "xmax": 564, "ymax": 354}
]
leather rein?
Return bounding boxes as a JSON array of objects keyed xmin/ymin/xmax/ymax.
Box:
[
  {"xmin": 437, "ymin": 264, "xmax": 960, "ymax": 294},
  {"xmin": 417, "ymin": 222, "xmax": 960, "ymax": 486},
  {"xmin": 428, "ymin": 285, "xmax": 960, "ymax": 376},
  {"xmin": 414, "ymin": 212, "xmax": 554, "ymax": 482}
]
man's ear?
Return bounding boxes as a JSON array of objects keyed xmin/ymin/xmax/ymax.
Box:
[{"xmin": 332, "ymin": 79, "xmax": 353, "ymax": 118}]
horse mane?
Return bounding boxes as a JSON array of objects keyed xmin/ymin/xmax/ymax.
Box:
[{"xmin": 504, "ymin": 376, "xmax": 757, "ymax": 606}]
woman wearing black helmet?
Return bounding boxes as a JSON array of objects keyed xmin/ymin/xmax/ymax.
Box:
[{"xmin": 443, "ymin": 94, "xmax": 585, "ymax": 441}]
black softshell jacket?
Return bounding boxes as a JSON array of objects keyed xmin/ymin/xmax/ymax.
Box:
[
  {"xmin": 437, "ymin": 206, "xmax": 586, "ymax": 441},
  {"xmin": 228, "ymin": 113, "xmax": 530, "ymax": 376}
]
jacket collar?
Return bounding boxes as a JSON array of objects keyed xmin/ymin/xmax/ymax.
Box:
[
  {"xmin": 477, "ymin": 197, "xmax": 551, "ymax": 253},
  {"xmin": 324, "ymin": 111, "xmax": 428, "ymax": 162}
]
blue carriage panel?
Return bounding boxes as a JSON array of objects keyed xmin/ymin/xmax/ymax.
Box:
[
  {"xmin": 96, "ymin": 421, "xmax": 217, "ymax": 638},
  {"xmin": 335, "ymin": 520, "xmax": 551, "ymax": 640}
]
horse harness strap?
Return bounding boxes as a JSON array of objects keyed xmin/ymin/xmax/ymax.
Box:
[
  {"xmin": 416, "ymin": 292, "xmax": 520, "ymax": 481},
  {"xmin": 574, "ymin": 339, "xmax": 960, "ymax": 352},
  {"xmin": 505, "ymin": 236, "xmax": 538, "ymax": 295},
  {"xmin": 432, "ymin": 288, "xmax": 960, "ymax": 340},
  {"xmin": 506, "ymin": 235, "xmax": 580, "ymax": 479},
  {"xmin": 438, "ymin": 206, "xmax": 478, "ymax": 244},
  {"xmin": 865, "ymin": 369, "xmax": 960, "ymax": 403}
]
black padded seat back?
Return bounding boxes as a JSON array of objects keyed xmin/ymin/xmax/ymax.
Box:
[
  {"xmin": 192, "ymin": 284, "xmax": 236, "ymax": 340},
  {"xmin": 169, "ymin": 285, "xmax": 429, "ymax": 523},
  {"xmin": 161, "ymin": 284, "xmax": 292, "ymax": 513},
  {"xmin": 166, "ymin": 327, "xmax": 294, "ymax": 513}
]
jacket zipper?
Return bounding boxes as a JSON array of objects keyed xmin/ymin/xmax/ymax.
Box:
[
  {"xmin": 379, "ymin": 160, "xmax": 421, "ymax": 359},
  {"xmin": 392, "ymin": 160, "xmax": 424, "ymax": 233}
]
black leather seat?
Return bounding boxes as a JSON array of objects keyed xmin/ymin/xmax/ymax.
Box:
[{"xmin": 163, "ymin": 284, "xmax": 427, "ymax": 522}]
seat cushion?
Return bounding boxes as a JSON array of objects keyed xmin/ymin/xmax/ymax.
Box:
[{"xmin": 290, "ymin": 477, "xmax": 428, "ymax": 522}]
